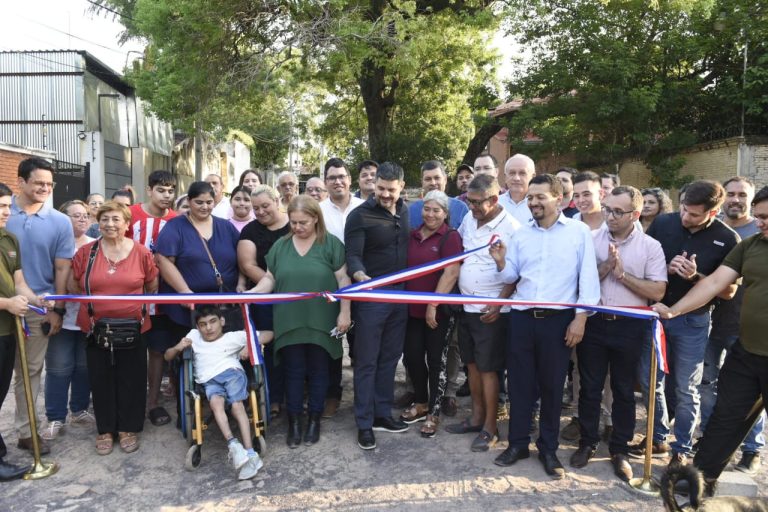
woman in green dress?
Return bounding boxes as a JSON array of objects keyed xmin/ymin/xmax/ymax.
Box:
[{"xmin": 251, "ymin": 195, "xmax": 352, "ymax": 447}]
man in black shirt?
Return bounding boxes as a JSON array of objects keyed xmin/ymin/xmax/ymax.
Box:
[
  {"xmin": 345, "ymin": 162, "xmax": 410, "ymax": 450},
  {"xmin": 635, "ymin": 181, "xmax": 739, "ymax": 468}
]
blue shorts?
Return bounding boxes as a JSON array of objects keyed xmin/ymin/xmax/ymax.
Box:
[{"xmin": 202, "ymin": 368, "xmax": 248, "ymax": 405}]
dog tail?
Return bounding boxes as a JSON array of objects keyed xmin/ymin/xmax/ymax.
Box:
[{"xmin": 660, "ymin": 465, "xmax": 703, "ymax": 511}]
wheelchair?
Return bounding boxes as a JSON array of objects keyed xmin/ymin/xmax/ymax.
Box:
[{"xmin": 177, "ymin": 327, "xmax": 269, "ymax": 470}]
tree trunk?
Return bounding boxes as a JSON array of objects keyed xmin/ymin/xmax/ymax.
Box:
[
  {"xmin": 461, "ymin": 121, "xmax": 502, "ymax": 165},
  {"xmin": 358, "ymin": 59, "xmax": 393, "ymax": 163}
]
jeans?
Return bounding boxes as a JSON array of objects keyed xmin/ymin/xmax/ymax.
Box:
[
  {"xmin": 282, "ymin": 343, "xmax": 330, "ymax": 416},
  {"xmin": 44, "ymin": 328, "xmax": 91, "ymax": 422},
  {"xmin": 700, "ymin": 333, "xmax": 765, "ymax": 453},
  {"xmin": 637, "ymin": 323, "xmax": 669, "ymax": 444},
  {"xmin": 663, "ymin": 312, "xmax": 711, "ymax": 455}
]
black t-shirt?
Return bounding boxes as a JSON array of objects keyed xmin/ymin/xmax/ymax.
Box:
[
  {"xmin": 238, "ymin": 220, "xmax": 290, "ymax": 275},
  {"xmin": 647, "ymin": 213, "xmax": 739, "ymax": 314}
]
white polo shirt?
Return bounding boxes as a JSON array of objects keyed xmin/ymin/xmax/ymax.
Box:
[
  {"xmin": 498, "ymin": 192, "xmax": 532, "ymax": 225},
  {"xmin": 457, "ymin": 208, "xmax": 521, "ymax": 314},
  {"xmin": 320, "ymin": 196, "xmax": 364, "ymax": 243}
]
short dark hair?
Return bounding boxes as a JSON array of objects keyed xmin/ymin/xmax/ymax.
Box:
[
  {"xmin": 358, "ymin": 160, "xmax": 379, "ymax": 172},
  {"xmin": 573, "ymin": 171, "xmax": 601, "ymax": 186},
  {"xmin": 18, "ymin": 157, "xmax": 54, "ymax": 181},
  {"xmin": 475, "ymin": 153, "xmax": 498, "ymax": 166},
  {"xmin": 187, "ymin": 181, "xmax": 216, "ymax": 200},
  {"xmin": 681, "ymin": 180, "xmax": 725, "ymax": 211},
  {"xmin": 467, "ymin": 173, "xmax": 499, "ymax": 196},
  {"xmin": 324, "ymin": 158, "xmax": 346, "ymax": 176},
  {"xmin": 148, "ymin": 170, "xmax": 176, "ymax": 189},
  {"xmin": 376, "ymin": 162, "xmax": 404, "ymax": 182},
  {"xmin": 529, "ymin": 174, "xmax": 564, "ymax": 197},
  {"xmin": 421, "ymin": 160, "xmax": 445, "ymax": 175},
  {"xmin": 556, "ymin": 167, "xmax": 577, "ymax": 179},
  {"xmin": 611, "ymin": 186, "xmax": 643, "ymax": 212},
  {"xmin": 111, "ymin": 190, "xmax": 133, "ymax": 203},
  {"xmin": 0, "ymin": 183, "xmax": 12, "ymax": 198},
  {"xmin": 230, "ymin": 185, "xmax": 252, "ymax": 199},
  {"xmin": 723, "ymin": 176, "xmax": 754, "ymax": 190},
  {"xmin": 194, "ymin": 305, "xmax": 223, "ymax": 323},
  {"xmin": 751, "ymin": 186, "xmax": 768, "ymax": 207},
  {"xmin": 600, "ymin": 173, "xmax": 620, "ymax": 187}
]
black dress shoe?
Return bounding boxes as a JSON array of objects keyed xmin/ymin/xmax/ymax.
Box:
[
  {"xmin": 494, "ymin": 446, "xmax": 530, "ymax": 467},
  {"xmin": 17, "ymin": 436, "xmax": 50, "ymax": 455},
  {"xmin": 372, "ymin": 416, "xmax": 409, "ymax": 433},
  {"xmin": 611, "ymin": 454, "xmax": 633, "ymax": 482},
  {"xmin": 303, "ymin": 413, "xmax": 321, "ymax": 446},
  {"xmin": 286, "ymin": 414, "xmax": 302, "ymax": 449},
  {"xmin": 539, "ymin": 451, "xmax": 565, "ymax": 479},
  {"xmin": 357, "ymin": 429, "xmax": 376, "ymax": 450},
  {"xmin": 0, "ymin": 459, "xmax": 28, "ymax": 481},
  {"xmin": 569, "ymin": 445, "xmax": 596, "ymax": 468}
]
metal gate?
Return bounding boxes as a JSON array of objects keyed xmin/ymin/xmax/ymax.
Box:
[{"xmin": 53, "ymin": 160, "xmax": 90, "ymax": 210}]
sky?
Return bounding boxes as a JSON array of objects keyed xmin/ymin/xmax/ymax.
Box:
[{"xmin": 0, "ymin": 0, "xmax": 144, "ymax": 73}]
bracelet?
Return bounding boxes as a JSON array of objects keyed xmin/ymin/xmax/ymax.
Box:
[{"xmin": 52, "ymin": 307, "xmax": 66, "ymax": 317}]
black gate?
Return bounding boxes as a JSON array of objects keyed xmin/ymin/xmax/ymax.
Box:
[{"xmin": 53, "ymin": 161, "xmax": 90, "ymax": 210}]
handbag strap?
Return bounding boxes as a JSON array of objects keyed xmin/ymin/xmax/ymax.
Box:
[
  {"xmin": 85, "ymin": 240, "xmax": 146, "ymax": 324},
  {"xmin": 437, "ymin": 227, "xmax": 457, "ymax": 258},
  {"xmin": 185, "ymin": 214, "xmax": 224, "ymax": 289}
]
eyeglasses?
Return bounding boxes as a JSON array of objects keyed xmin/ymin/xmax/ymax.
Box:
[
  {"xmin": 68, "ymin": 213, "xmax": 89, "ymax": 220},
  {"xmin": 325, "ymin": 175, "xmax": 348, "ymax": 182},
  {"xmin": 306, "ymin": 187, "xmax": 326, "ymax": 194},
  {"xmin": 30, "ymin": 180, "xmax": 56, "ymax": 189},
  {"xmin": 602, "ymin": 207, "xmax": 635, "ymax": 219},
  {"xmin": 466, "ymin": 196, "xmax": 493, "ymax": 208}
]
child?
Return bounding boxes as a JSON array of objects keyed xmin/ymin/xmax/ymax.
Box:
[{"xmin": 165, "ymin": 306, "xmax": 273, "ymax": 480}]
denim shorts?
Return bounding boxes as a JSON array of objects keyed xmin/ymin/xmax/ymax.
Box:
[{"xmin": 202, "ymin": 367, "xmax": 248, "ymax": 405}]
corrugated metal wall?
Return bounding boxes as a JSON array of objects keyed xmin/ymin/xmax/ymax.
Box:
[{"xmin": 0, "ymin": 51, "xmax": 85, "ymax": 163}]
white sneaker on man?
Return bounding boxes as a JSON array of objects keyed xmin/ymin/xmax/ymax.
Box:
[
  {"xmin": 40, "ymin": 420, "xmax": 65, "ymax": 440},
  {"xmin": 238, "ymin": 454, "xmax": 263, "ymax": 480},
  {"xmin": 228, "ymin": 441, "xmax": 249, "ymax": 470}
]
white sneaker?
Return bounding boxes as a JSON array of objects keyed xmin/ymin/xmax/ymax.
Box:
[
  {"xmin": 69, "ymin": 410, "xmax": 96, "ymax": 426},
  {"xmin": 238, "ymin": 454, "xmax": 263, "ymax": 480},
  {"xmin": 228, "ymin": 441, "xmax": 249, "ymax": 470},
  {"xmin": 40, "ymin": 420, "xmax": 65, "ymax": 440}
]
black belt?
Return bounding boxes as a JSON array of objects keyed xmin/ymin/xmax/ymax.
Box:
[
  {"xmin": 595, "ymin": 313, "xmax": 637, "ymax": 322},
  {"xmin": 520, "ymin": 308, "xmax": 568, "ymax": 319}
]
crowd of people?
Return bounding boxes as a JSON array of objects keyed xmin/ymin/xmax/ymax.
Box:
[{"xmin": 0, "ymin": 153, "xmax": 764, "ymax": 494}]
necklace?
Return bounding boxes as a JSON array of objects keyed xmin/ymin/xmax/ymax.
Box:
[{"xmin": 101, "ymin": 242, "xmax": 124, "ymax": 274}]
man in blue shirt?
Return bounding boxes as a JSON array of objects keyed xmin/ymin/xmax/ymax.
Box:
[
  {"xmin": 409, "ymin": 161, "xmax": 469, "ymax": 230},
  {"xmin": 7, "ymin": 158, "xmax": 74, "ymax": 455}
]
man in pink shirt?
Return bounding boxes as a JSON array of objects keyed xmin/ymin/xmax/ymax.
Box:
[{"xmin": 569, "ymin": 186, "xmax": 667, "ymax": 482}]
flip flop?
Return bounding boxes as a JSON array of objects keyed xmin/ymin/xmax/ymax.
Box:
[
  {"xmin": 148, "ymin": 406, "xmax": 171, "ymax": 426},
  {"xmin": 445, "ymin": 419, "xmax": 483, "ymax": 434}
]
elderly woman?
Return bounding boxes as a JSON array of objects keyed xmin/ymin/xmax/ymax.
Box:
[
  {"xmin": 41, "ymin": 201, "xmax": 95, "ymax": 440},
  {"xmin": 640, "ymin": 187, "xmax": 673, "ymax": 231},
  {"xmin": 251, "ymin": 195, "xmax": 351, "ymax": 447},
  {"xmin": 70, "ymin": 201, "xmax": 159, "ymax": 455},
  {"xmin": 155, "ymin": 181, "xmax": 242, "ymax": 342},
  {"xmin": 400, "ymin": 190, "xmax": 462, "ymax": 438},
  {"xmin": 85, "ymin": 193, "xmax": 104, "ymax": 238},
  {"xmin": 228, "ymin": 186, "xmax": 254, "ymax": 232},
  {"xmin": 238, "ymin": 185, "xmax": 290, "ymax": 416}
]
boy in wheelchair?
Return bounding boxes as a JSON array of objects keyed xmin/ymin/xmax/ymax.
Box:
[{"xmin": 165, "ymin": 306, "xmax": 273, "ymax": 480}]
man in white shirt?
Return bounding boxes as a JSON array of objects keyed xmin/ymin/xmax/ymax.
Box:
[
  {"xmin": 498, "ymin": 154, "xmax": 534, "ymax": 225},
  {"xmin": 206, "ymin": 174, "xmax": 230, "ymax": 219},
  {"xmin": 319, "ymin": 158, "xmax": 363, "ymax": 417},
  {"xmin": 490, "ymin": 173, "xmax": 600, "ymax": 479}
]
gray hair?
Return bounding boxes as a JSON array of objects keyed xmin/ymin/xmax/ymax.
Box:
[
  {"xmin": 423, "ymin": 190, "xmax": 450, "ymax": 214},
  {"xmin": 467, "ymin": 173, "xmax": 500, "ymax": 196}
]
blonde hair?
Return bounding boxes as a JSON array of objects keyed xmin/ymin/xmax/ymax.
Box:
[
  {"xmin": 250, "ymin": 185, "xmax": 280, "ymax": 202},
  {"xmin": 286, "ymin": 195, "xmax": 328, "ymax": 244},
  {"xmin": 96, "ymin": 200, "xmax": 132, "ymax": 224}
]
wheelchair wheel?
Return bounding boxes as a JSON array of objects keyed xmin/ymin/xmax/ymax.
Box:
[
  {"xmin": 253, "ymin": 435, "xmax": 267, "ymax": 455},
  {"xmin": 185, "ymin": 444, "xmax": 202, "ymax": 470}
]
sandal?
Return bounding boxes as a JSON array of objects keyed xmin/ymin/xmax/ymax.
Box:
[
  {"xmin": 95, "ymin": 433, "xmax": 113, "ymax": 455},
  {"xmin": 118, "ymin": 432, "xmax": 139, "ymax": 453},
  {"xmin": 148, "ymin": 406, "xmax": 171, "ymax": 426},
  {"xmin": 421, "ymin": 415, "xmax": 439, "ymax": 438},
  {"xmin": 399, "ymin": 402, "xmax": 428, "ymax": 424}
]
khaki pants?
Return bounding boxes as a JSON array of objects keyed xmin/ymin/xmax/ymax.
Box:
[{"xmin": 13, "ymin": 312, "xmax": 49, "ymax": 438}]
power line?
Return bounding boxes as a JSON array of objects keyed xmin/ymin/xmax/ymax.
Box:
[
  {"xmin": 85, "ymin": 0, "xmax": 134, "ymax": 22},
  {"xmin": 8, "ymin": 12, "xmax": 131, "ymax": 56}
]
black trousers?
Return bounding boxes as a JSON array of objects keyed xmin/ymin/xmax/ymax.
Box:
[
  {"xmin": 327, "ymin": 305, "xmax": 356, "ymax": 400},
  {"xmin": 694, "ymin": 342, "xmax": 768, "ymax": 480},
  {"xmin": 0, "ymin": 334, "xmax": 15, "ymax": 458},
  {"xmin": 403, "ymin": 316, "xmax": 451, "ymax": 409},
  {"xmin": 576, "ymin": 316, "xmax": 648, "ymax": 454},
  {"xmin": 87, "ymin": 336, "xmax": 147, "ymax": 435},
  {"xmin": 507, "ymin": 309, "xmax": 574, "ymax": 454}
]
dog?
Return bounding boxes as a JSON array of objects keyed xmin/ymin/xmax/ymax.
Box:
[{"xmin": 661, "ymin": 465, "xmax": 768, "ymax": 511}]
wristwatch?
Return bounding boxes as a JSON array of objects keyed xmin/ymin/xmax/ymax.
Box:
[{"xmin": 52, "ymin": 307, "xmax": 66, "ymax": 317}]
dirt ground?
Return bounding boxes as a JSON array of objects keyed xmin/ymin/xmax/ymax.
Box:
[{"xmin": 2, "ymin": 355, "xmax": 766, "ymax": 512}]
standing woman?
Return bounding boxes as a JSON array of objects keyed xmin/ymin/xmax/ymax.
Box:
[
  {"xmin": 85, "ymin": 193, "xmax": 104, "ymax": 238},
  {"xmin": 155, "ymin": 181, "xmax": 242, "ymax": 345},
  {"xmin": 228, "ymin": 186, "xmax": 254, "ymax": 233},
  {"xmin": 640, "ymin": 187, "xmax": 673, "ymax": 232},
  {"xmin": 41, "ymin": 201, "xmax": 95, "ymax": 440},
  {"xmin": 400, "ymin": 191, "xmax": 462, "ymax": 437},
  {"xmin": 239, "ymin": 169, "xmax": 262, "ymax": 190},
  {"xmin": 70, "ymin": 201, "xmax": 159, "ymax": 455},
  {"xmin": 237, "ymin": 185, "xmax": 289, "ymax": 416},
  {"xmin": 251, "ymin": 195, "xmax": 351, "ymax": 447}
]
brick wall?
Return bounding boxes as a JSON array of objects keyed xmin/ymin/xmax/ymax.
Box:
[{"xmin": 0, "ymin": 143, "xmax": 57, "ymax": 195}]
